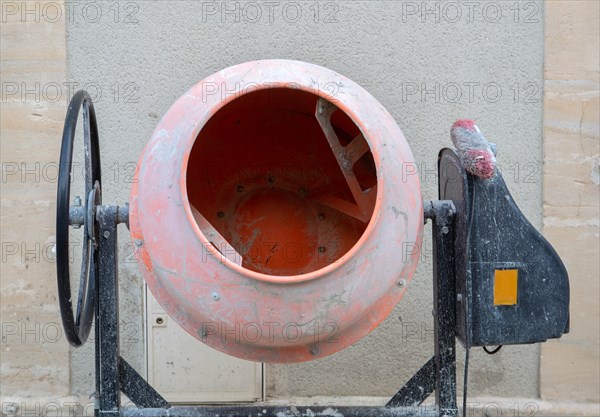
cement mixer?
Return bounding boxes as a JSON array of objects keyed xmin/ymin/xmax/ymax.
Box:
[{"xmin": 55, "ymin": 60, "xmax": 569, "ymax": 417}]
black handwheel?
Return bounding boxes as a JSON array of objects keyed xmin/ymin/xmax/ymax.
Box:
[{"xmin": 56, "ymin": 90, "xmax": 102, "ymax": 346}]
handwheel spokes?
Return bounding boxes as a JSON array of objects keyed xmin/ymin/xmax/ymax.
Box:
[
  {"xmin": 83, "ymin": 102, "xmax": 93, "ymax": 197},
  {"xmin": 76, "ymin": 180, "xmax": 101, "ymax": 333}
]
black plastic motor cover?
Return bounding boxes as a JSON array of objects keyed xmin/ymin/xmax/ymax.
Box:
[{"xmin": 438, "ymin": 148, "xmax": 569, "ymax": 347}]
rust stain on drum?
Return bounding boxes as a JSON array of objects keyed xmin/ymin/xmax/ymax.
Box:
[{"xmin": 129, "ymin": 60, "xmax": 423, "ymax": 363}]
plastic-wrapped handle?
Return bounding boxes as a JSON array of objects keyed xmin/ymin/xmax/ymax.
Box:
[{"xmin": 56, "ymin": 90, "xmax": 102, "ymax": 347}]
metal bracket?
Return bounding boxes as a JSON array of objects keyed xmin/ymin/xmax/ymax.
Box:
[
  {"xmin": 313, "ymin": 98, "xmax": 376, "ymax": 222},
  {"xmin": 90, "ymin": 200, "xmax": 458, "ymax": 417}
]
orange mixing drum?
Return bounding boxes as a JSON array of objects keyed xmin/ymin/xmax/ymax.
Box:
[{"xmin": 129, "ymin": 60, "xmax": 423, "ymax": 363}]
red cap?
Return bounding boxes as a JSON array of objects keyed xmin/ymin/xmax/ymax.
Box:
[{"xmin": 451, "ymin": 119, "xmax": 476, "ymax": 131}]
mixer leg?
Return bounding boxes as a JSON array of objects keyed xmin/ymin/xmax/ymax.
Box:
[
  {"xmin": 386, "ymin": 357, "xmax": 436, "ymax": 407},
  {"xmin": 96, "ymin": 206, "xmax": 121, "ymax": 417},
  {"xmin": 95, "ymin": 206, "xmax": 169, "ymax": 413},
  {"xmin": 431, "ymin": 200, "xmax": 458, "ymax": 417},
  {"xmin": 119, "ymin": 358, "xmax": 169, "ymax": 408},
  {"xmin": 387, "ymin": 200, "xmax": 458, "ymax": 417}
]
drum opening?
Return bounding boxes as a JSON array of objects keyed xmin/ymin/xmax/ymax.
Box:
[{"xmin": 186, "ymin": 88, "xmax": 377, "ymax": 276}]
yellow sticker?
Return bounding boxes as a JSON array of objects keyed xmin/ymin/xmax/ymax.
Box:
[{"xmin": 494, "ymin": 269, "xmax": 518, "ymax": 306}]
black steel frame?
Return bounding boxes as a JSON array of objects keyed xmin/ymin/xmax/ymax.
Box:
[{"xmin": 92, "ymin": 199, "xmax": 458, "ymax": 417}]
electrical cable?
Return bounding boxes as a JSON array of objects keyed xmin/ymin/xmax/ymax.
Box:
[
  {"xmin": 462, "ymin": 176, "xmax": 477, "ymax": 417},
  {"xmin": 483, "ymin": 345, "xmax": 503, "ymax": 355},
  {"xmin": 462, "ymin": 346, "xmax": 470, "ymax": 417}
]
